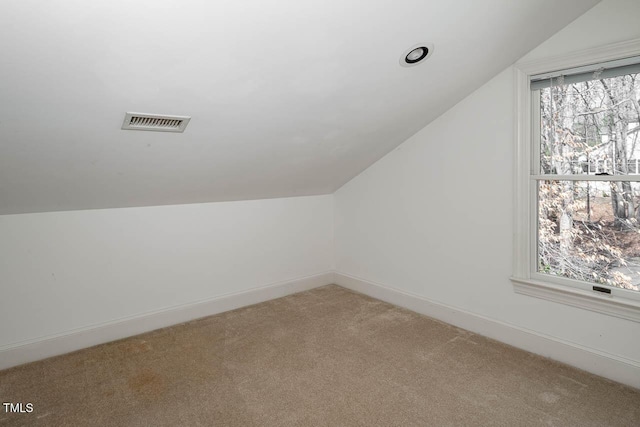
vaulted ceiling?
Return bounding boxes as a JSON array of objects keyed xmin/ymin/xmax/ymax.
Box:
[{"xmin": 0, "ymin": 0, "xmax": 600, "ymax": 214}]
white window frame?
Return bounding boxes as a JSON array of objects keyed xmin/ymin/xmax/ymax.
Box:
[{"xmin": 511, "ymin": 38, "xmax": 640, "ymax": 323}]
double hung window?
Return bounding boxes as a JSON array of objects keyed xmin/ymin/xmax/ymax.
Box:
[{"xmin": 512, "ymin": 42, "xmax": 640, "ymax": 321}]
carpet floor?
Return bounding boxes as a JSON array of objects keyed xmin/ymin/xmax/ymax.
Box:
[{"xmin": 1, "ymin": 285, "xmax": 639, "ymax": 426}]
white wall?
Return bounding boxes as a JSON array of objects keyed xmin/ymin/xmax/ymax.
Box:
[
  {"xmin": 2, "ymin": 0, "xmax": 638, "ymax": 379},
  {"xmin": 335, "ymin": 0, "xmax": 640, "ymax": 367},
  {"xmin": 0, "ymin": 195, "xmax": 333, "ymax": 350}
]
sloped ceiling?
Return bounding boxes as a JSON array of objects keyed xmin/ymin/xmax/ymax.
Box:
[{"xmin": 0, "ymin": 0, "xmax": 600, "ymax": 214}]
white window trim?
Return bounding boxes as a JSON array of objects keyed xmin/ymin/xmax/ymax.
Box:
[{"xmin": 511, "ymin": 38, "xmax": 640, "ymax": 323}]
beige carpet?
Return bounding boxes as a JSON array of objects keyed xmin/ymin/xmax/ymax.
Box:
[{"xmin": 1, "ymin": 285, "xmax": 639, "ymax": 426}]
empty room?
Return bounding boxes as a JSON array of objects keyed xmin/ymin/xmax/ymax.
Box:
[{"xmin": 1, "ymin": 0, "xmax": 640, "ymax": 425}]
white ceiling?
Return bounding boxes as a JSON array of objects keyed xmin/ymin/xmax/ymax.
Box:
[{"xmin": 0, "ymin": 0, "xmax": 599, "ymax": 214}]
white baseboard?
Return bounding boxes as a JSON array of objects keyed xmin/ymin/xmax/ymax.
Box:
[
  {"xmin": 334, "ymin": 271, "xmax": 640, "ymax": 390},
  {"xmin": 5, "ymin": 270, "xmax": 638, "ymax": 390},
  {"xmin": 0, "ymin": 271, "xmax": 335, "ymax": 371}
]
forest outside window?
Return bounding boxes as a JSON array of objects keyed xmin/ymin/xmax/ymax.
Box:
[{"xmin": 512, "ymin": 45, "xmax": 640, "ymax": 321}]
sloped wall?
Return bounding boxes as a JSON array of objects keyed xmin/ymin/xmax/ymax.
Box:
[{"xmin": 335, "ymin": 0, "xmax": 640, "ymax": 372}]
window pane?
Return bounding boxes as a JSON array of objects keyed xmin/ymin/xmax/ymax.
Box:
[
  {"xmin": 539, "ymin": 73, "xmax": 640, "ymax": 175},
  {"xmin": 538, "ymin": 180, "xmax": 640, "ymax": 291}
]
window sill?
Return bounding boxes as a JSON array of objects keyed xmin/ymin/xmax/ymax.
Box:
[{"xmin": 510, "ymin": 277, "xmax": 640, "ymax": 323}]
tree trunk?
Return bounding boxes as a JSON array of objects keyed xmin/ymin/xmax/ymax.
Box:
[{"xmin": 549, "ymin": 86, "xmax": 575, "ymax": 273}]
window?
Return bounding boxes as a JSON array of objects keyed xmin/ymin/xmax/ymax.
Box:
[{"xmin": 512, "ymin": 39, "xmax": 640, "ymax": 322}]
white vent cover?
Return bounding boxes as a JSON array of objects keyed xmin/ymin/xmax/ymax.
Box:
[{"xmin": 121, "ymin": 112, "xmax": 191, "ymax": 133}]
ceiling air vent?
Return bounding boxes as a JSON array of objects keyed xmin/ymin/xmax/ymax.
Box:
[{"xmin": 121, "ymin": 112, "xmax": 191, "ymax": 133}]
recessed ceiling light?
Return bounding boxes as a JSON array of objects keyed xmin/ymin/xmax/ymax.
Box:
[
  {"xmin": 406, "ymin": 47, "xmax": 427, "ymax": 63},
  {"xmin": 400, "ymin": 43, "xmax": 434, "ymax": 67}
]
